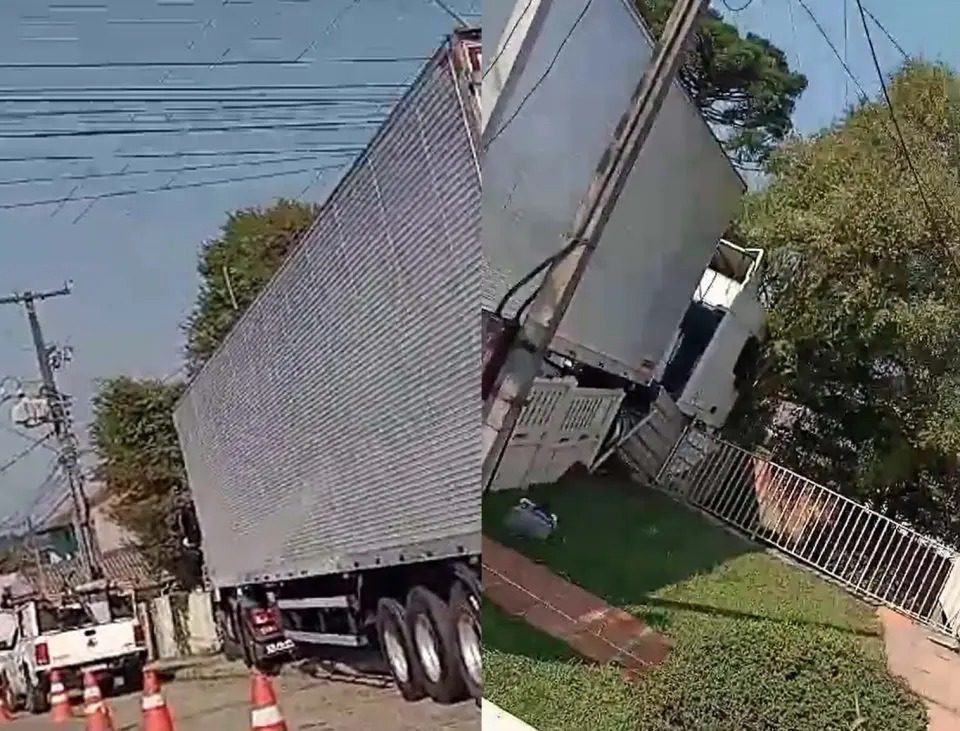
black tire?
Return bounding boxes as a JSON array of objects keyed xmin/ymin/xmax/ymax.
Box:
[
  {"xmin": 453, "ymin": 565, "xmax": 481, "ymax": 605},
  {"xmin": 237, "ymin": 609, "xmax": 257, "ymax": 668},
  {"xmin": 405, "ymin": 586, "xmax": 466, "ymax": 704},
  {"xmin": 2, "ymin": 674, "xmax": 21, "ymax": 712},
  {"xmin": 450, "ymin": 582, "xmax": 482, "ymax": 700},
  {"xmin": 219, "ymin": 608, "xmax": 243, "ymax": 662},
  {"xmin": 24, "ymin": 674, "xmax": 48, "ymax": 715},
  {"xmin": 122, "ymin": 660, "xmax": 145, "ymax": 695},
  {"xmin": 375, "ymin": 598, "xmax": 427, "ymax": 702}
]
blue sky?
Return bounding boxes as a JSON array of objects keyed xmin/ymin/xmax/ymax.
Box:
[
  {"xmin": 0, "ymin": 0, "xmax": 478, "ymax": 524},
  {"xmin": 722, "ymin": 0, "xmax": 957, "ymax": 136},
  {"xmin": 0, "ymin": 0, "xmax": 949, "ymax": 524}
]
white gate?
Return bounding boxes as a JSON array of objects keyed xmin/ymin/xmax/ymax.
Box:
[
  {"xmin": 490, "ymin": 378, "xmax": 624, "ymax": 491},
  {"xmin": 651, "ymin": 427, "xmax": 960, "ymax": 638}
]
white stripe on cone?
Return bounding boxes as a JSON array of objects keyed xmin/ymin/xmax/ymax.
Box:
[
  {"xmin": 251, "ymin": 704, "xmax": 284, "ymax": 727},
  {"xmin": 51, "ymin": 682, "xmax": 66, "ymax": 694},
  {"xmin": 142, "ymin": 693, "xmax": 165, "ymax": 711}
]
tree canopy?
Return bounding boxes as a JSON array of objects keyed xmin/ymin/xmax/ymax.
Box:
[
  {"xmin": 184, "ymin": 198, "xmax": 319, "ymax": 374},
  {"xmin": 90, "ymin": 199, "xmax": 319, "ymax": 583},
  {"xmin": 636, "ymin": 0, "xmax": 808, "ymax": 164},
  {"xmin": 731, "ymin": 61, "xmax": 960, "ymax": 542},
  {"xmin": 89, "ymin": 376, "xmax": 189, "ymax": 575}
]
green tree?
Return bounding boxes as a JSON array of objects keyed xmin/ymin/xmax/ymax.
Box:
[
  {"xmin": 184, "ymin": 198, "xmax": 319, "ymax": 374},
  {"xmin": 89, "ymin": 376, "xmax": 189, "ymax": 573},
  {"xmin": 731, "ymin": 61, "xmax": 960, "ymax": 541},
  {"xmin": 636, "ymin": 0, "xmax": 808, "ymax": 164}
]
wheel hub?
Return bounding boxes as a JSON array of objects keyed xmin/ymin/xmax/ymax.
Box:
[
  {"xmin": 457, "ymin": 612, "xmax": 482, "ymax": 687},
  {"xmin": 414, "ymin": 615, "xmax": 442, "ymax": 684},
  {"xmin": 382, "ymin": 626, "xmax": 409, "ymax": 684}
]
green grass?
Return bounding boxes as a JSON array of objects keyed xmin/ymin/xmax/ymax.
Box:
[{"xmin": 483, "ymin": 476, "xmax": 927, "ymax": 731}]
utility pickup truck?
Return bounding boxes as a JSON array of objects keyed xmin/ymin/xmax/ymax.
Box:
[{"xmin": 0, "ymin": 586, "xmax": 147, "ymax": 713}]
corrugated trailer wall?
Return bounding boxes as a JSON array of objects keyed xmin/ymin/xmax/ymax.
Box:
[
  {"xmin": 482, "ymin": 0, "xmax": 745, "ymax": 384},
  {"xmin": 173, "ymin": 37, "xmax": 482, "ymax": 588}
]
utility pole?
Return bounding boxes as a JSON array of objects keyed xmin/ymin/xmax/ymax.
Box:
[
  {"xmin": 25, "ymin": 518, "xmax": 49, "ymax": 598},
  {"xmin": 0, "ymin": 284, "xmax": 100, "ymax": 580},
  {"xmin": 481, "ymin": 0, "xmax": 710, "ymax": 489}
]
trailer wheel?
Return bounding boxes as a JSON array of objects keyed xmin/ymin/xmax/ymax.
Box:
[
  {"xmin": 375, "ymin": 598, "xmax": 426, "ymax": 702},
  {"xmin": 218, "ymin": 607, "xmax": 243, "ymax": 661},
  {"xmin": 450, "ymin": 581, "xmax": 481, "ymax": 699},
  {"xmin": 405, "ymin": 586, "xmax": 466, "ymax": 704}
]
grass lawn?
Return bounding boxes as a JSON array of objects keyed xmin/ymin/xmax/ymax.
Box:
[{"xmin": 483, "ymin": 476, "xmax": 927, "ymax": 731}]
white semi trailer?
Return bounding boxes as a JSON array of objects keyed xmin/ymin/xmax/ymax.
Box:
[
  {"xmin": 482, "ymin": 0, "xmax": 745, "ymax": 386},
  {"xmin": 172, "ymin": 29, "xmax": 482, "ymax": 704}
]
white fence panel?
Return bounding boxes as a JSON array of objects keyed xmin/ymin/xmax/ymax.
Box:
[
  {"xmin": 654, "ymin": 427, "xmax": 960, "ymax": 639},
  {"xmin": 491, "ymin": 378, "xmax": 623, "ymax": 491}
]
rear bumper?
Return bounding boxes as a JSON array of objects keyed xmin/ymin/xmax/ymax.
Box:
[{"xmin": 39, "ymin": 650, "xmax": 147, "ymax": 689}]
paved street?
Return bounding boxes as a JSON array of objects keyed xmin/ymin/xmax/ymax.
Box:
[{"xmin": 5, "ymin": 658, "xmax": 478, "ymax": 730}]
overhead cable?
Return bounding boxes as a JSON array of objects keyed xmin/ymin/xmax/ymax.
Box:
[{"xmin": 0, "ymin": 164, "xmax": 346, "ymax": 210}]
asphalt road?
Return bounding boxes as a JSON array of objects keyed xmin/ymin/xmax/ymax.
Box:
[{"xmin": 6, "ymin": 657, "xmax": 479, "ymax": 730}]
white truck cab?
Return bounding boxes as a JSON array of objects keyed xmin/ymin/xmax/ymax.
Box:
[{"xmin": 0, "ymin": 586, "xmax": 147, "ymax": 714}]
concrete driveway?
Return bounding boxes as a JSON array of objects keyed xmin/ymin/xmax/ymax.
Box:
[{"xmin": 3, "ymin": 656, "xmax": 478, "ymax": 730}]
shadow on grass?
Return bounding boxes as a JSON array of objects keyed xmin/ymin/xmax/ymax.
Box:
[
  {"xmin": 483, "ymin": 471, "xmax": 880, "ymax": 664},
  {"xmin": 484, "ymin": 472, "xmax": 756, "ymax": 599}
]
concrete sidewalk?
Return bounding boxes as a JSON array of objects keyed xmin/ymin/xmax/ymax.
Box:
[
  {"xmin": 879, "ymin": 608, "xmax": 960, "ymax": 731},
  {"xmin": 482, "ymin": 536, "xmax": 670, "ymax": 675}
]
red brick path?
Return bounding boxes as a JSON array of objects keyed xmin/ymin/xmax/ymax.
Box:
[{"xmin": 483, "ymin": 536, "xmax": 671, "ymax": 675}]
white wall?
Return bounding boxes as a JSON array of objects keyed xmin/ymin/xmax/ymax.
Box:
[{"xmin": 91, "ymin": 500, "xmax": 138, "ymax": 552}]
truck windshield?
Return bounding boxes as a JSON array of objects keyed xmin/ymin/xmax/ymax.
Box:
[{"xmin": 37, "ymin": 604, "xmax": 95, "ymax": 633}]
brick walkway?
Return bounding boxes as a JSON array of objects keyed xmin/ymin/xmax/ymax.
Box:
[
  {"xmin": 482, "ymin": 536, "xmax": 670, "ymax": 675},
  {"xmin": 878, "ymin": 608, "xmax": 960, "ymax": 731}
]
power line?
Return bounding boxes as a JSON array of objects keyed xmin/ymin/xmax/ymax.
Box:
[
  {"xmin": 0, "ymin": 118, "xmax": 384, "ymax": 140},
  {"xmin": 0, "ymin": 95, "xmax": 400, "ymax": 104},
  {"xmin": 795, "ymin": 0, "xmax": 868, "ymax": 101},
  {"xmin": 0, "ymin": 83, "xmax": 409, "ymax": 93},
  {"xmin": 0, "ymin": 99, "xmax": 397, "ymax": 122},
  {"xmin": 427, "ymin": 0, "xmax": 469, "ymax": 27},
  {"xmin": 482, "ymin": 0, "xmax": 535, "ymax": 81},
  {"xmin": 862, "ymin": 5, "xmax": 909, "ymax": 60},
  {"xmin": 116, "ymin": 147, "xmax": 363, "ymax": 159},
  {"xmin": 0, "ymin": 164, "xmax": 345, "ymax": 210},
  {"xmin": 854, "ymin": 0, "xmax": 941, "ymax": 230},
  {"xmin": 0, "ymin": 110, "xmax": 387, "ymax": 131},
  {"xmin": 0, "ymin": 147, "xmax": 365, "ymax": 165},
  {"xmin": 485, "ymin": 0, "xmax": 595, "ymax": 149},
  {"xmin": 0, "ymin": 154, "xmax": 328, "ymax": 188},
  {"xmin": 1, "ymin": 423, "xmax": 59, "ymax": 452},
  {"xmin": 721, "ymin": 0, "xmax": 754, "ymax": 10},
  {"xmin": 0, "ymin": 57, "xmax": 426, "ymax": 70},
  {"xmin": 0, "ymin": 435, "xmax": 52, "ymax": 477}
]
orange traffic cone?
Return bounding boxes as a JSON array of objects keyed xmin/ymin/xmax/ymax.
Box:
[
  {"xmin": 49, "ymin": 670, "xmax": 73, "ymax": 723},
  {"xmin": 82, "ymin": 670, "xmax": 114, "ymax": 731},
  {"xmin": 141, "ymin": 667, "xmax": 175, "ymax": 731},
  {"xmin": 249, "ymin": 670, "xmax": 287, "ymax": 731}
]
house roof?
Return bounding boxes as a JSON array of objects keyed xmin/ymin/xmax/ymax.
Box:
[{"xmin": 21, "ymin": 546, "xmax": 171, "ymax": 594}]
